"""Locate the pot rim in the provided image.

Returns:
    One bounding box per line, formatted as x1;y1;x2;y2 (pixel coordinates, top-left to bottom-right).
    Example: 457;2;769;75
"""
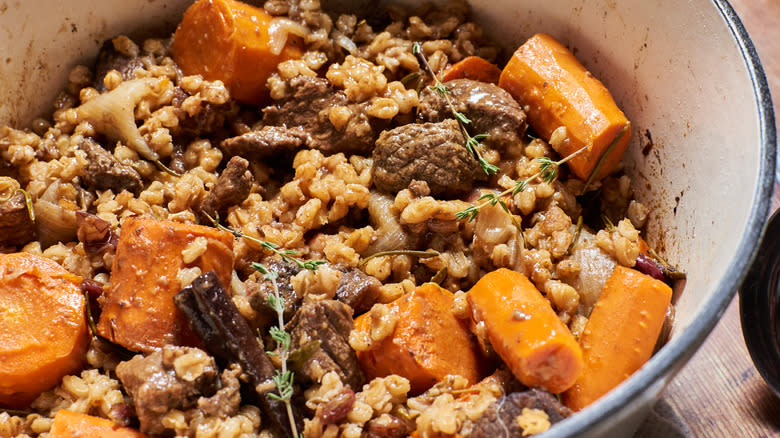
544;0;776;435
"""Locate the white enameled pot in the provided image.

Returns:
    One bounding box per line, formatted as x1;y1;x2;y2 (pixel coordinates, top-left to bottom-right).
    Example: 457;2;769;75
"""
0;0;774;436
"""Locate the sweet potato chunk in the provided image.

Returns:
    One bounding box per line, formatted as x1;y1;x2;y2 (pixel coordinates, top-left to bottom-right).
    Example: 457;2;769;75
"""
0;253;88;408
354;283;487;394
97;216;233;353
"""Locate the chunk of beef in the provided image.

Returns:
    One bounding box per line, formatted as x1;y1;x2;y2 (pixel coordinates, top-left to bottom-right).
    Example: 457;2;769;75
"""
196;365;243;418
335;266;381;315
171;86;235;139
219;125;309;160
115;346;219;436
262;76;387;155
372;119;483;197
79;138;143;194
287;300;365;390
418;79;527;151
470;389;572;438
248;260;303;325
93;39;145;93
0;181;35;246
199;156;254;222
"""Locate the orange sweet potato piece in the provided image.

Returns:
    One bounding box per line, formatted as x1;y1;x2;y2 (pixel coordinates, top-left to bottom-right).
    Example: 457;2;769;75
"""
173;0;303;105
563;266;672;411
97;216;234;353
50;410;149;438
354;283;486;394
467;268;583;394
442;56;502;84
499;33;631;181
0;253;88;408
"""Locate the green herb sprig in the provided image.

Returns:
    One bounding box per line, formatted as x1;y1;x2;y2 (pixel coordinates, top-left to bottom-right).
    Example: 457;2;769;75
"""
412;42;497;175
251;262;299;437
456;145;589;222
205;212;325;271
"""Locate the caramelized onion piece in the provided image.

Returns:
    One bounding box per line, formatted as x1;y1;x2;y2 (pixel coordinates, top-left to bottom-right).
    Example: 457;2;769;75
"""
34;182;77;248
364;193;409;254
75;78;162;160
268;18;310;56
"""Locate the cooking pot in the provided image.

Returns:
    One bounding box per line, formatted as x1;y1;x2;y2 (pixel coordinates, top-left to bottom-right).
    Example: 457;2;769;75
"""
0;0;774;436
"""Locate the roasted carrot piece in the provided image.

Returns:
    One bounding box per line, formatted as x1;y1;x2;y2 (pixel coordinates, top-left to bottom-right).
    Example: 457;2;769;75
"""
96;216;234;353
172;0;304;105
0;253;88;408
442;56;502;84
467;268;583;394
50;409;149;438
354;283;487;394
562;266;672;411
499;33;631;181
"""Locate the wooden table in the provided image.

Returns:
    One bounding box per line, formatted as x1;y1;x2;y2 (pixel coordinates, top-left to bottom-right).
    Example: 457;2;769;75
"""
654;1;780;436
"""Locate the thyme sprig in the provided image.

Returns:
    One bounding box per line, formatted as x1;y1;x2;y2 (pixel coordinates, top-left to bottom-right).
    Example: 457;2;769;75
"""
251;262;299;437
205;212;325;271
412;42;498;175
456;145;589;222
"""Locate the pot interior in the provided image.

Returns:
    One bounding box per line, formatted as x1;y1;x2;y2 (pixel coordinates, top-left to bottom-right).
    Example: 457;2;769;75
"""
0;0;774;435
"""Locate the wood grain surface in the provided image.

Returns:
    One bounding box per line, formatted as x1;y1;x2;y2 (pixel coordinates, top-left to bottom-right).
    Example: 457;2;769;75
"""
657;0;780;436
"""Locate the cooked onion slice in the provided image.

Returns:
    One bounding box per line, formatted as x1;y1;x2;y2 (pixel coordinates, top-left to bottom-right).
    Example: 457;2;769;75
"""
268;18;310;56
332;30;358;55
75;78;161;160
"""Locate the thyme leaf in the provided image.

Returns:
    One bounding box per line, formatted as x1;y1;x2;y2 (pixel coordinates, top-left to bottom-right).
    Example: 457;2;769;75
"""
647;248;687;280
288;340;322;371
430;266;448;285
